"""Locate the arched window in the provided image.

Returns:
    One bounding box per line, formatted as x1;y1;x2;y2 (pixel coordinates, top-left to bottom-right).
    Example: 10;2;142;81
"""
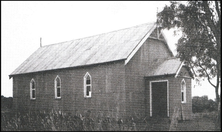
55;75;61;99
181;79;186;103
84;72;92;98
30;79;36;100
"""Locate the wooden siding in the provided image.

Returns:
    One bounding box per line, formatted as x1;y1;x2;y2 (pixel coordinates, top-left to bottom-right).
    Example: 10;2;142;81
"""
12;60;126;119
177;67;193;78
125;38;173;117
176;67;193;120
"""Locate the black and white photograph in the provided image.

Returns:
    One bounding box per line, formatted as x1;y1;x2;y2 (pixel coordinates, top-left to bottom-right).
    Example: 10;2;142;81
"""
1;1;221;131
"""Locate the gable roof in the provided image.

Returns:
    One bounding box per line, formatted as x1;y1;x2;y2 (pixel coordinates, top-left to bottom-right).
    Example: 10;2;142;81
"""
9;22;166;77
145;57;193;78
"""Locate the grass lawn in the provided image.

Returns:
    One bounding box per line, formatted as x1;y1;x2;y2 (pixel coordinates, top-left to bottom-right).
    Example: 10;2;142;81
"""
1;109;220;131
176;112;220;131
129;112;220;131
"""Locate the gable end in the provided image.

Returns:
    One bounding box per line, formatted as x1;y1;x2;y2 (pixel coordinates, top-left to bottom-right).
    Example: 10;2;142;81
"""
124;23;156;65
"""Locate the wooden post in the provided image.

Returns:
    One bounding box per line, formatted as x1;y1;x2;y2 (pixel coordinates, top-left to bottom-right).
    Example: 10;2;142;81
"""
169;106;179;131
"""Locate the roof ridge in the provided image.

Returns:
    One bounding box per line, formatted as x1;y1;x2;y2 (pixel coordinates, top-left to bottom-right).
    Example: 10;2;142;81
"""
41;22;156;48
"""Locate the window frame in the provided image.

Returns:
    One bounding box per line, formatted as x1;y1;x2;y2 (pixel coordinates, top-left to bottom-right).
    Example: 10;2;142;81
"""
55;75;61;99
181;79;186;103
84;72;92;98
30;78;36;100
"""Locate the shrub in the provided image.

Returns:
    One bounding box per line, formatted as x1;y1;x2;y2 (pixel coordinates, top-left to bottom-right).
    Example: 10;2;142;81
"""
192;96;217;113
1;95;13;110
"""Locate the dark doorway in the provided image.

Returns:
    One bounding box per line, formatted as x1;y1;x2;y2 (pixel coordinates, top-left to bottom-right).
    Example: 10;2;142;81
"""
151;81;167;117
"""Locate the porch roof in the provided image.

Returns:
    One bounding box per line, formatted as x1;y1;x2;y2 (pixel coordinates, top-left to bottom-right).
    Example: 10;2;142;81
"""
146;58;183;77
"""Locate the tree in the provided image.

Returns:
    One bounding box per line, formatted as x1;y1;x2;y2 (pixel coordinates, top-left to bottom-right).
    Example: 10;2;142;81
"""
157;1;220;129
192;96;217;113
157;1;220;104
1;95;13;110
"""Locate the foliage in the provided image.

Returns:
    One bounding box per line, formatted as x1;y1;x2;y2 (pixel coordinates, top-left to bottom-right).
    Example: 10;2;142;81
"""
1;95;13;110
192;95;218;113
157;1;221;104
1;110;146;131
1;110;84;131
2;109;220;131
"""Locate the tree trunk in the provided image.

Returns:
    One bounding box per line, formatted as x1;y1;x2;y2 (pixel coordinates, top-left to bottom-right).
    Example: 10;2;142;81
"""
215;87;219;104
216;97;221;130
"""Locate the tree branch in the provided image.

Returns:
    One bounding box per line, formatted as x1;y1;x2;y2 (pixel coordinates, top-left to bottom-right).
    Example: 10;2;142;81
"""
187;61;197;77
197;15;217;51
202;1;218;40
215;1;221;78
215;1;221;23
198;62;217;88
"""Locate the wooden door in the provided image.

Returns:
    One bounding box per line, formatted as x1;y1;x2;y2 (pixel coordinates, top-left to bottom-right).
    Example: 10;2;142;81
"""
151;81;167;117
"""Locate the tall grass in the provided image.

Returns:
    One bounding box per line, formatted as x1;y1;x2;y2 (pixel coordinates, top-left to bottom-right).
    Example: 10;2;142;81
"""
1;110;144;131
2;110;85;131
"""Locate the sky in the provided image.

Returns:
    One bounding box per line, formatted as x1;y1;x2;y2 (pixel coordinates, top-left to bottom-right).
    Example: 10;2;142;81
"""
1;1;220;100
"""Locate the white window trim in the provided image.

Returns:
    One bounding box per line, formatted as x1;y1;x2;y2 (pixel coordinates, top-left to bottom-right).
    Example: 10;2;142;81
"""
181;79;186;103
84;72;92;98
149;80;169;117
55;75;61;99
30;78;36;100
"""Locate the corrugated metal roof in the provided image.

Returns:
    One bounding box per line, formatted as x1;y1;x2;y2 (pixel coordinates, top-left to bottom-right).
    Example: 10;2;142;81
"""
146;58;183;77
10;22;156;76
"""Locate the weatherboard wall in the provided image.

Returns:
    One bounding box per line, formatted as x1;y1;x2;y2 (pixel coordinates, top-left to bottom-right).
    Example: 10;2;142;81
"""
125;37;172;117
12;60;126;119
